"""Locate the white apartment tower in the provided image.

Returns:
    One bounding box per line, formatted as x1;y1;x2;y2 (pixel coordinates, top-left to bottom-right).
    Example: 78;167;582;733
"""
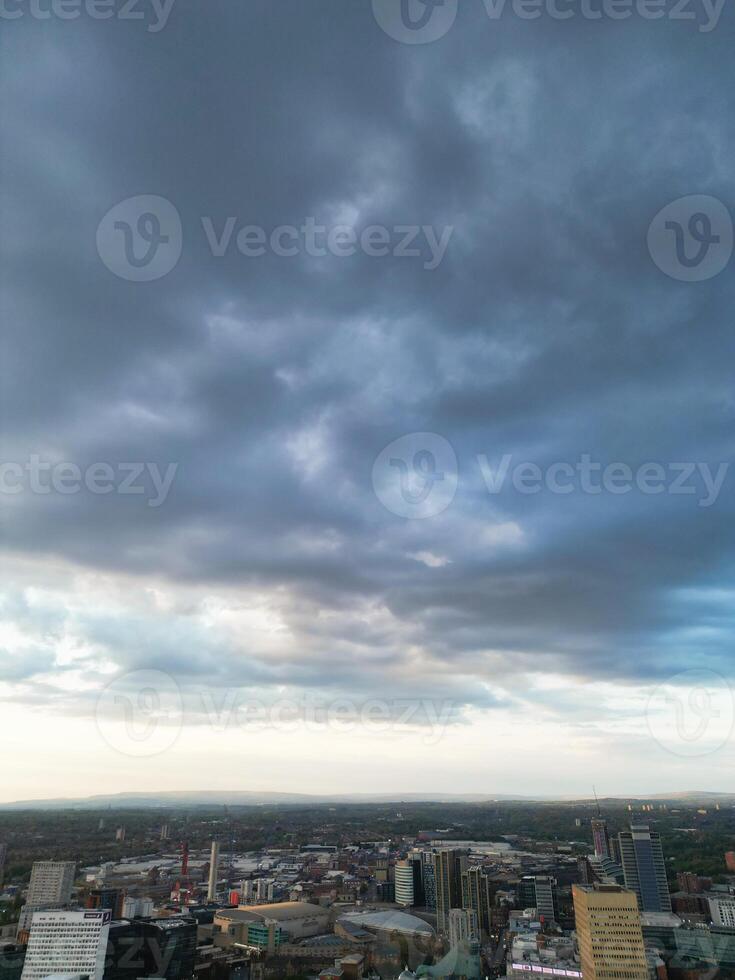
20;909;111;980
19;861;76;931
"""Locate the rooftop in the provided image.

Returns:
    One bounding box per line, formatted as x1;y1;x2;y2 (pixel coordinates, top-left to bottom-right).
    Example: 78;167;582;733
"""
217;901;326;922
339;910;434;935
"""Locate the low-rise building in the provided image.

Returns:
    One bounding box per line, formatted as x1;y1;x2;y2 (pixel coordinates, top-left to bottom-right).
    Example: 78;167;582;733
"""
214;901;330;953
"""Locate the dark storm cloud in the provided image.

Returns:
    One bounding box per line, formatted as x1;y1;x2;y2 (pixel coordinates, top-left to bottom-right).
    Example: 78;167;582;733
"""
2;0;735;714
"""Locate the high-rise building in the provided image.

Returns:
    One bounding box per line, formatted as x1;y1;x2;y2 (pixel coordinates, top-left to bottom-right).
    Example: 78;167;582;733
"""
448;908;479;950
395;861;415;907
19;861;76;931
432;849;467;934
572;883;648;980
591;819;611;859
207;841;220;902
517;876;558;920
461;866;493;935
618;824;672;913
532;876;558;921
423;861;437;912
406;851;426;906
20;909;111;980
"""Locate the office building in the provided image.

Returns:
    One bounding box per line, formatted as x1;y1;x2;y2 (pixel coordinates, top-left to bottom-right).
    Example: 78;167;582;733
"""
709;895;735;928
104;918;159;980
0;943;25;980
573;883;648;980
152;916;198;980
86;888;123;919
20;909;111;980
533;876;558;921
432;849;467;934
395;861;415;907
618;824;672;912
405;851;426;906
517;876;558;920
19;861;76;931
103;915;196;980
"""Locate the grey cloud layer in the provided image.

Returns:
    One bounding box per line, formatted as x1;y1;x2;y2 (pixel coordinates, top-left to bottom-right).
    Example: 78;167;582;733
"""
2;1;735;715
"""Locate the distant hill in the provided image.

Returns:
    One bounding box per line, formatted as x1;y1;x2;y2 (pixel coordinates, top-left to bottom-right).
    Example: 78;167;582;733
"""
1;789;733;810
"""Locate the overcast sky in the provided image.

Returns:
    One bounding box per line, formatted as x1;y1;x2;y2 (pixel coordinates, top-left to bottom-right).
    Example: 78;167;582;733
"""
2;0;735;802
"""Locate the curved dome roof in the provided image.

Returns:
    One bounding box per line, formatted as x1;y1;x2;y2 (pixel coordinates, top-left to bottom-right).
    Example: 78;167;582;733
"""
340;909;434;935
